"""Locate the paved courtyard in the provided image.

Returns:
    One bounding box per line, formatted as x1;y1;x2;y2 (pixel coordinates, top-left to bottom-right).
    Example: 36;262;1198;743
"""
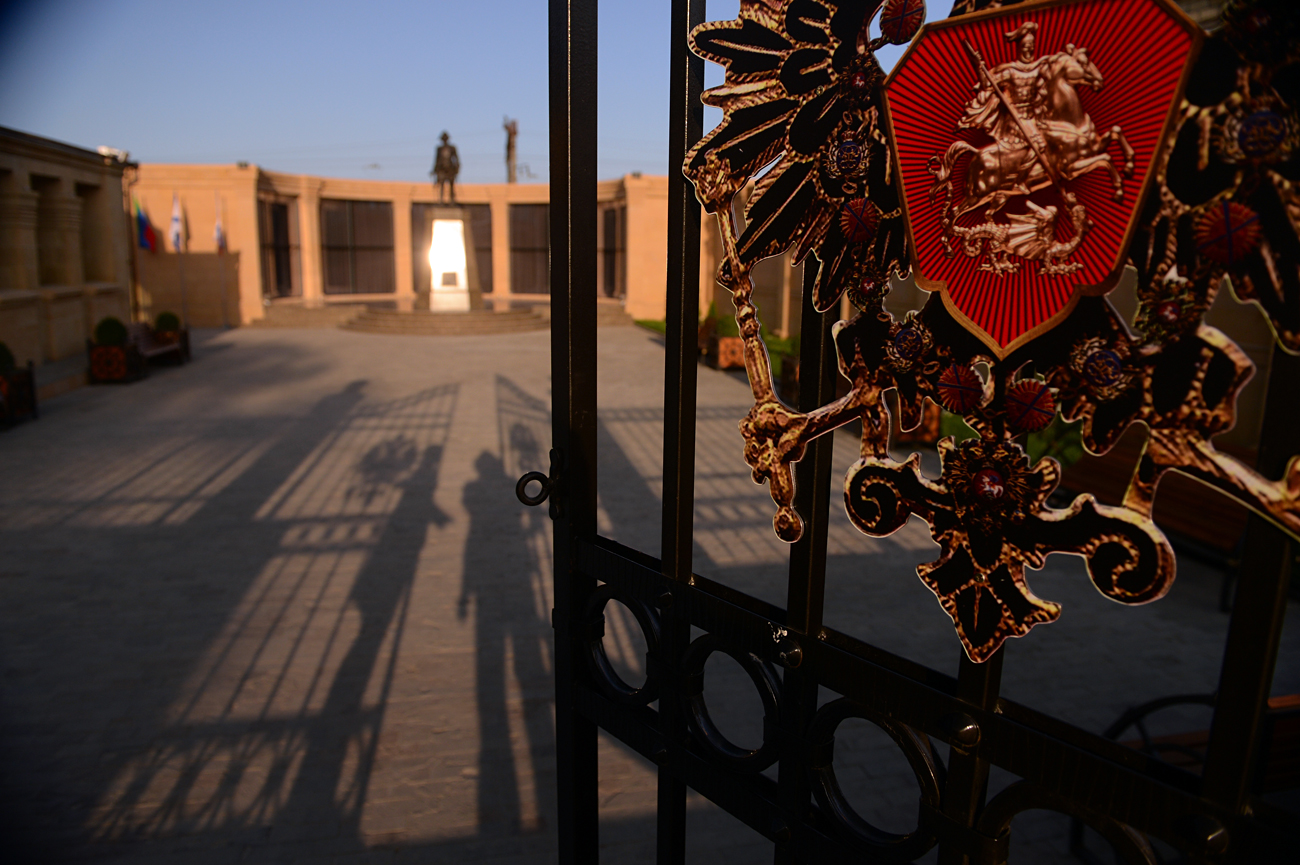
1;325;1296;864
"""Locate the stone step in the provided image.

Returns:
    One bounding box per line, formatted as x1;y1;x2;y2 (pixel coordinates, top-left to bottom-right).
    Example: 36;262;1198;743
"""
342;308;548;336
595;302;634;327
342;321;547;335
248;304;365;328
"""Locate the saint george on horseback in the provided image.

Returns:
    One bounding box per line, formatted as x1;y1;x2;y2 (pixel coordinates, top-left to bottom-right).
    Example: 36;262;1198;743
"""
927;21;1135;276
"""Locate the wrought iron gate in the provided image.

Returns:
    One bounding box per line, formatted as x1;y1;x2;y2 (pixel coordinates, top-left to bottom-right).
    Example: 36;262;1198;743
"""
526;1;1299;861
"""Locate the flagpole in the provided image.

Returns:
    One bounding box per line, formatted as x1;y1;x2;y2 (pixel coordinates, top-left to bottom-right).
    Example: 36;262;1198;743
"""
216;191;229;328
218;254;228;328
179;250;188;326
171;191;189;326
126;171;142;324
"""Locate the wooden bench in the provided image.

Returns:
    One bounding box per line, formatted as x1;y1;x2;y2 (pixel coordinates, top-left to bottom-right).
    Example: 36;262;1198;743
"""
1069;693;1300;858
127;323;189;365
1108;694;1300;790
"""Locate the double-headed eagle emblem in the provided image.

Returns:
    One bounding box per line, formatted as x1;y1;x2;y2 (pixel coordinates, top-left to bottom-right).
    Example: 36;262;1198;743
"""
928;21;1135;276
683;0;1300;664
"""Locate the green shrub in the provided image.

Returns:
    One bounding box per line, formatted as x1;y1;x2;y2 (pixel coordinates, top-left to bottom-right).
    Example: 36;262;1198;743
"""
155;311;181;332
94;317;129;347
0;341;14;374
710;302;740;338
940;410;978;443
1026;417;1085;471
696;302;803;374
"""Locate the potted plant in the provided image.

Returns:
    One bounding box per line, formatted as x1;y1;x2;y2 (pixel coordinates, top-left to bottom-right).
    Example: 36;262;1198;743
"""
0;341;38;426
152;311;191;361
154;311;181;344
88;317;146;383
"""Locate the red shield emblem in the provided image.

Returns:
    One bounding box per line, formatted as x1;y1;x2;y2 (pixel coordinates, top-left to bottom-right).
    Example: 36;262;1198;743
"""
884;0;1199;356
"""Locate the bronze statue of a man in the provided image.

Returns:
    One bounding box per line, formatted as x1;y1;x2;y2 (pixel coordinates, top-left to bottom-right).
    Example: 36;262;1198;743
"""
431;131;460;203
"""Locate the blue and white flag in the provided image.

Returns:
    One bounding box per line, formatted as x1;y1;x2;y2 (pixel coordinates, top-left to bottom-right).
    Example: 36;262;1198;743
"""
169;192;184;252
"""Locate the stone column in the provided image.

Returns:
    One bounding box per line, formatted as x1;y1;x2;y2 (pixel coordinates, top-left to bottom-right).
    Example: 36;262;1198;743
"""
490;188;510;305
0;187;40;292
36;188;83;287
392;190;415;311
298;179;323;306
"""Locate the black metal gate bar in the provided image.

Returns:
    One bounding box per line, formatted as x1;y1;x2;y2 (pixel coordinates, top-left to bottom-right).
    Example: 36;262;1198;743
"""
774;262;840;863
537;2;1300;862
575;535;1272;851
657;1;706;861
938;651;1005;865
549;0;600;860
1203;347;1298;817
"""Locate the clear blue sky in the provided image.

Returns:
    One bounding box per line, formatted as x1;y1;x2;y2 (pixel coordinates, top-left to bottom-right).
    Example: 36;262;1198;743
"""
0;0;951;184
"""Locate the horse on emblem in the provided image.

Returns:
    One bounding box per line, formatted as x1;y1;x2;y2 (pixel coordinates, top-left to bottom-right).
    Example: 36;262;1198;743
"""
927;23;1136;275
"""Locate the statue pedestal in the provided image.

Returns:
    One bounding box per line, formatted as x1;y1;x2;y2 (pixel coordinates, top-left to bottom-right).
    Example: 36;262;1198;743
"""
424;206;482;312
430;285;471;311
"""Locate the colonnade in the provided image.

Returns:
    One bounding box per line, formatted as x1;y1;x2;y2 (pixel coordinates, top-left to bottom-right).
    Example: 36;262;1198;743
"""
0;131;132;368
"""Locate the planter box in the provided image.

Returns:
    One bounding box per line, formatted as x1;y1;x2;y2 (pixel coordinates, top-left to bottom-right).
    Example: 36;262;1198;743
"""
87;342;147;384
711;335;746;370
0;361;38;426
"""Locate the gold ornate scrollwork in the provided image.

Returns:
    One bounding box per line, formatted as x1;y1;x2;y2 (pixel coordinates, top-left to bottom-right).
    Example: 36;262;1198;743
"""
684;0;1300;663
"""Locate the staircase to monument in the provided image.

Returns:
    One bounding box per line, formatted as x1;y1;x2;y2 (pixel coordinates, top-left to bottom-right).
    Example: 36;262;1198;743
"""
594;297;635;327
248;303;367;329
247;298;629;334
341;308;549;335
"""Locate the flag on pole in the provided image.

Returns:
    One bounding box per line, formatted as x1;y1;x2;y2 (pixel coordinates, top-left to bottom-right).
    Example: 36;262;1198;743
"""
133;197;157;252
214;193;226;254
169;192;184;252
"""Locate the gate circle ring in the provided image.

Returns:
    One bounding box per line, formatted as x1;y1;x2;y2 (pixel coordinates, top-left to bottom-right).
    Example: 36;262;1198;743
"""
681;633;782;772
978;780;1167;863
807;697;942;860
582;585;661;706
515;471;551;507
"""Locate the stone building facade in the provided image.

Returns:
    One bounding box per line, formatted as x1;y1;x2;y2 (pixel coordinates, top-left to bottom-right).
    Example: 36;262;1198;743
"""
0;126;133;369
130;166;672;325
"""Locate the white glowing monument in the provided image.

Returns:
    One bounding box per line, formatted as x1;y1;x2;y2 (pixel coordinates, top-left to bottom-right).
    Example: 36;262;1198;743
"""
428;218;471;311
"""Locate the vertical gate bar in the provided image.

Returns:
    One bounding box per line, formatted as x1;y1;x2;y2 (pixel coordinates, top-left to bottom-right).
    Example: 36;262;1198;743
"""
774;258;838;864
550;0;600;861
658;1;705;861
939;649;1005;865
1202;346;1299;813
660;0;705;581
655;0;707;858
786;259;835;660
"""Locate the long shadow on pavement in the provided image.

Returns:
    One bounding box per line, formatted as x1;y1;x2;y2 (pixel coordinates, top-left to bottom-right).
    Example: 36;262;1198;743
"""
0;377;463;863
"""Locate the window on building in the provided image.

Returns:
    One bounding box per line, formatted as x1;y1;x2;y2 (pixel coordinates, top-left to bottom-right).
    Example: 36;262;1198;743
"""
467;204;492;293
321;199;395;294
413;203;491;295
30;175;62;285
76;183;112;283
509;204;549;295
258;199;301;298
598;204;625;298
